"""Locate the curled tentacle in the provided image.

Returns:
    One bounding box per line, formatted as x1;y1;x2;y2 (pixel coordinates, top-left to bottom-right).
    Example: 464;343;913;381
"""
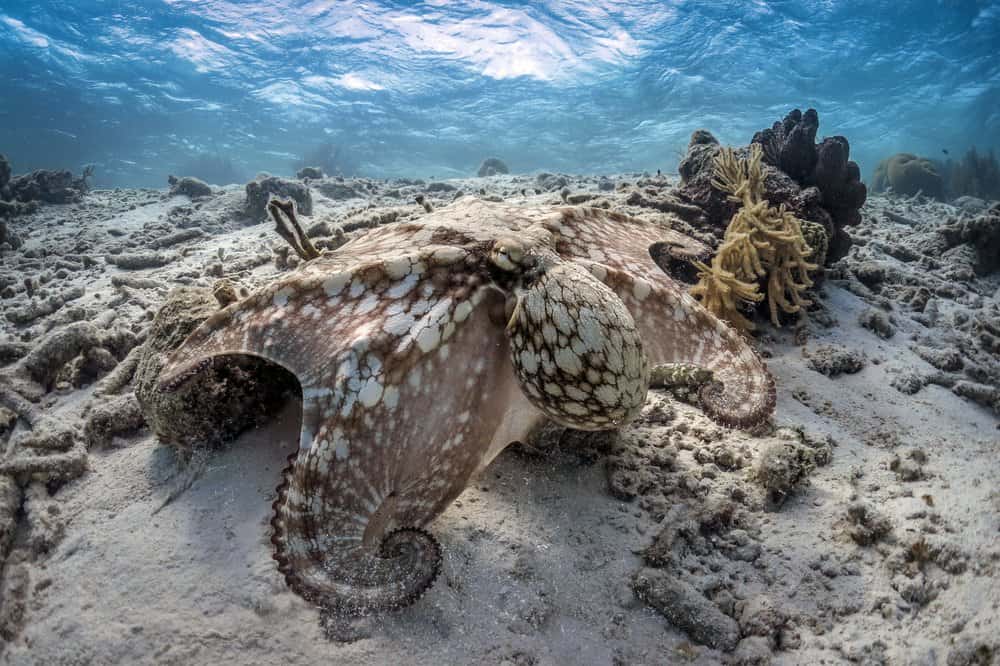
270;454;441;615
579;260;775;429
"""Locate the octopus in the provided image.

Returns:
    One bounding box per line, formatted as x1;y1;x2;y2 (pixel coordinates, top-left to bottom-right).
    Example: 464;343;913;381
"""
153;196;775;615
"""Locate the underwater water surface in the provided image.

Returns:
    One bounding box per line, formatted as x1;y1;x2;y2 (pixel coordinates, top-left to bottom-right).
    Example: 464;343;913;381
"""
0;0;998;187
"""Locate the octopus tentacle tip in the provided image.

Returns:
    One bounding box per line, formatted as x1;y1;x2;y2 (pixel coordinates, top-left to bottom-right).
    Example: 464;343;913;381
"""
270;447;441;614
269;451;297;576
147;196;778;619
377;527;443;609
698;365;777;430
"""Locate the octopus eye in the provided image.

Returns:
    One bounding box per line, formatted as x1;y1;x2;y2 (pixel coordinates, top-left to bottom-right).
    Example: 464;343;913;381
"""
490;239;525;272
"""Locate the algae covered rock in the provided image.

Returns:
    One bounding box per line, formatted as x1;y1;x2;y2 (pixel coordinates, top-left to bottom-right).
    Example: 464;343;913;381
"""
245;175;312;221
295;166;324;180
6;168;89;204
804;344;865;377
871;153;944;199
167;175;213;198
752;439;817;504
536;172;568;191
477;157;509;177
135;287;299;455
677;129;721;182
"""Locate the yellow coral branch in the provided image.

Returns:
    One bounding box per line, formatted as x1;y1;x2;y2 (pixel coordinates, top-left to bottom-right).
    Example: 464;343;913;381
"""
691;144;822;331
690;260;763;332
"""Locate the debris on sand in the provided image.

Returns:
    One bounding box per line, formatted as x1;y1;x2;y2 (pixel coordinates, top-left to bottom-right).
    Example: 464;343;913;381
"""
83;394;145;448
844;501;893;546
751;438;818;504
633;568;741;652
105;251;175;270
803;344;866;377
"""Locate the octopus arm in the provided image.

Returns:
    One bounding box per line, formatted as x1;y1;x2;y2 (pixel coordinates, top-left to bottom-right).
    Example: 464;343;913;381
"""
153;248;525;613
543;206;711;286
158;249;473;389
273;282;521;614
578;259;776;429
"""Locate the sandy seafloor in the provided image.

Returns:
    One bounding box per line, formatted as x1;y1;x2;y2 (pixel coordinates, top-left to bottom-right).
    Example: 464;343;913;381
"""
0;173;997;665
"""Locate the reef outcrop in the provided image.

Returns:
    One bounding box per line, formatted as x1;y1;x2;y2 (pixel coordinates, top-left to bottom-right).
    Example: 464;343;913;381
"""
0;156;92;219
676;109;866;263
295;166;324;180
167;175;213;199
245;175;312;221
0;157;91;208
870;153;945;199
477;157;509;177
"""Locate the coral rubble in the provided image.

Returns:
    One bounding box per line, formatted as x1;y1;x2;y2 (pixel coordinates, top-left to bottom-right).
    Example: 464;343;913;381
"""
831;196;1000;415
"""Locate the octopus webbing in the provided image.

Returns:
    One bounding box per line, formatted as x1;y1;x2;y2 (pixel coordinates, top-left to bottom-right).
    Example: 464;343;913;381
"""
153;196;776;615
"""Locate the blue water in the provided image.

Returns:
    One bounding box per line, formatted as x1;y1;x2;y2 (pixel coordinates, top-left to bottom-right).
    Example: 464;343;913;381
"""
1;1;998;188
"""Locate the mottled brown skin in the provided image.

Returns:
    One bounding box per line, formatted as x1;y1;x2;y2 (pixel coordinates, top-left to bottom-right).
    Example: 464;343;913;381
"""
498;238;649;430
152;196;775;616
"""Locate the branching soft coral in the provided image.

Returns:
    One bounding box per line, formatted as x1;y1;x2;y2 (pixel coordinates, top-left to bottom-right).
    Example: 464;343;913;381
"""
689;260;762;332
691;145;818;331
